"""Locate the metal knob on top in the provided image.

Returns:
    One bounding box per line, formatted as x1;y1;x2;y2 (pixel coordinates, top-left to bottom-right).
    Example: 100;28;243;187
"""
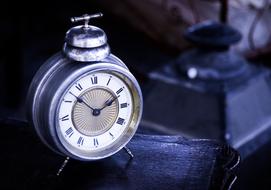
71;13;103;28
63;13;110;62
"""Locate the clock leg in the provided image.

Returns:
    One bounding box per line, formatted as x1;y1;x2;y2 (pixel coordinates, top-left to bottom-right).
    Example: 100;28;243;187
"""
123;146;134;159
56;157;70;176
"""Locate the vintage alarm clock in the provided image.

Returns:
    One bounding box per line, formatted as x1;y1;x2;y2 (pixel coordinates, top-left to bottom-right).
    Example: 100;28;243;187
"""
27;13;143;161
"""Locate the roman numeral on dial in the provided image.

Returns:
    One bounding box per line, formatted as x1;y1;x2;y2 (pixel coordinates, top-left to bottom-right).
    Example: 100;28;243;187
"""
77;137;84;146
93;138;99;147
116;117;125;125
106;76;112;86
116;87;124;95
60;115;69;121
65;127;74;137
120;103;128;108
109;132;114;139
91;76;98;84
75;83;83;91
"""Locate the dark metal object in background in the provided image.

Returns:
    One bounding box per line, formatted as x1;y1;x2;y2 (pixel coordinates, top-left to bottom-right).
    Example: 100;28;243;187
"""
143;21;271;158
184;21;241;48
0;120;239;190
220;0;228;23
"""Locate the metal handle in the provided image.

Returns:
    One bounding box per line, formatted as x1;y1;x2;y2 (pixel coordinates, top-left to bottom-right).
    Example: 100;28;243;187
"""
71;13;103;28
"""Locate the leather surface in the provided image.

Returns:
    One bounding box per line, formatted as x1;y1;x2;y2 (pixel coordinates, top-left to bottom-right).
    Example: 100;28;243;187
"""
0;120;239;190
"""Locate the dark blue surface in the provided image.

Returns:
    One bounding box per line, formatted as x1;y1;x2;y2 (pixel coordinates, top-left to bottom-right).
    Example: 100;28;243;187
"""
0;119;239;190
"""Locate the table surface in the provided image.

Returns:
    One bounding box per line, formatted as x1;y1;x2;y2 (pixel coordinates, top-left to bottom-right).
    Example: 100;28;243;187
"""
0;119;239;190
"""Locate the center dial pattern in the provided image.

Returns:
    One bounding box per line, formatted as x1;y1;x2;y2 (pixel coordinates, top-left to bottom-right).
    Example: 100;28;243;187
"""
58;71;133;152
72;88;119;136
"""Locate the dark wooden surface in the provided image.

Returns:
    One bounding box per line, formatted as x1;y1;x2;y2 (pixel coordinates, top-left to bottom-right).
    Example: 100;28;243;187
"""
0;119;239;190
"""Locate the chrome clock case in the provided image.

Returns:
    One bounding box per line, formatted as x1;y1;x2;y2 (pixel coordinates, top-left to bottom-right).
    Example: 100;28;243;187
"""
27;13;143;161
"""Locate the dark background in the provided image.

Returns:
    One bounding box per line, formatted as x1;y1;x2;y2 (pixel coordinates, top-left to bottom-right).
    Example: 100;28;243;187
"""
0;1;171;117
1;1;271;189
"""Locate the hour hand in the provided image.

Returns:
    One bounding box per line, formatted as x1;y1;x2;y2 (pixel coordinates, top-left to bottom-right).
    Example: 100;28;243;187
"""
100;95;120;110
105;96;118;106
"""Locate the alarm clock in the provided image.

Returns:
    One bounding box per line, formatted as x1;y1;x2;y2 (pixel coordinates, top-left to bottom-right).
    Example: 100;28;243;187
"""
26;13;143;161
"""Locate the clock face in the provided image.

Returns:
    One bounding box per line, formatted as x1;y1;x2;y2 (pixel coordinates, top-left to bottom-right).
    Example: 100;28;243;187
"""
56;71;135;157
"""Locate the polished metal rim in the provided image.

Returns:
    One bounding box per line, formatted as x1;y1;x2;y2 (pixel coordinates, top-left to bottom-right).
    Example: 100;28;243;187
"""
27;52;141;161
50;63;143;160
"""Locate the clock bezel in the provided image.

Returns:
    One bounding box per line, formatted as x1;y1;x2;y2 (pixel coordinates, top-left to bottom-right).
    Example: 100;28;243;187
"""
49;63;143;161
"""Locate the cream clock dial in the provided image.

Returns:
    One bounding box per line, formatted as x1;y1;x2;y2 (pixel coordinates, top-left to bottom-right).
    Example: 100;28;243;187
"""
58;72;133;152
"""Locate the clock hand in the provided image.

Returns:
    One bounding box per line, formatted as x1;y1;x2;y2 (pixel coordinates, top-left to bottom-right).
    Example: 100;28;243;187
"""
100;95;120;111
69;92;96;111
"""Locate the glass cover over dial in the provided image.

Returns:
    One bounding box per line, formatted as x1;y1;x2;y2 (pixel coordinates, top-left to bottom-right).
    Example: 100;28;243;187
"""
57;71;133;153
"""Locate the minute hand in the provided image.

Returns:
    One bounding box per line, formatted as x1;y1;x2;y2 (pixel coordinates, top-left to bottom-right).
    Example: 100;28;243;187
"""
69;92;95;111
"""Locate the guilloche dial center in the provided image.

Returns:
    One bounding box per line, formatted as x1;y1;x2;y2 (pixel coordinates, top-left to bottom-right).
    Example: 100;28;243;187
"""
72;88;119;136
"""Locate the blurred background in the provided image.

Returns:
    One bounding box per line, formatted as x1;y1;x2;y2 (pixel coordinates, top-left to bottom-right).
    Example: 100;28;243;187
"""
1;0;271;189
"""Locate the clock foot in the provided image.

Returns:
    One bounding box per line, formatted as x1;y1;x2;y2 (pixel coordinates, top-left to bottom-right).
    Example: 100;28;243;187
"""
56;157;70;176
123;146;134;159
